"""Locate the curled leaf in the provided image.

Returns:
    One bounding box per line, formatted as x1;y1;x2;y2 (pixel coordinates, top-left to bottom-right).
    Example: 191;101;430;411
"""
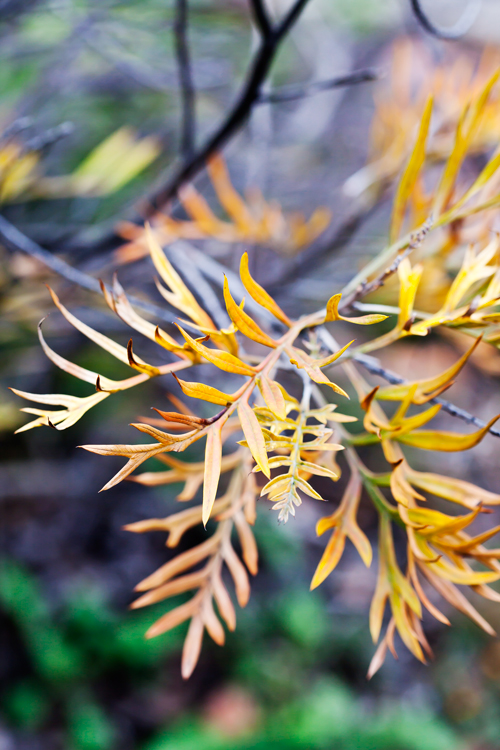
324;293;388;325
240;252;291;326
223;276;277;348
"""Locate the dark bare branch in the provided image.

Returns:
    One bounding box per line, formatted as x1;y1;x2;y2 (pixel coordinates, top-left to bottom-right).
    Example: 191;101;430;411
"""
174;0;196;160
257;68;377;104
275;0;310;39
249;0;273;37
410;0;481;40
141;0;315;216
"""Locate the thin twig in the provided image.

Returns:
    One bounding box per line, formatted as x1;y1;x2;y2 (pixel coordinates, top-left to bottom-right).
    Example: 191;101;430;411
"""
257;69;378;104
410;0;481;40
339;216;433;312
317;327;500;439
0;214;177;326
355;351;500;438
174;0;196;160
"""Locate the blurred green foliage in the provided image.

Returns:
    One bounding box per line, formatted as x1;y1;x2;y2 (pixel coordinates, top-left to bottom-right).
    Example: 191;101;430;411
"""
0;537;478;750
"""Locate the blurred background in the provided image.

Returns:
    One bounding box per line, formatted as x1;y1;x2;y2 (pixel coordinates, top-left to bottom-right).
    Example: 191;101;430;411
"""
3;0;500;748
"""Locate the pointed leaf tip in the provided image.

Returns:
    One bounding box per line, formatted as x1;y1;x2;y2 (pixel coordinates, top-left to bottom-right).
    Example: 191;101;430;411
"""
240;252;291;327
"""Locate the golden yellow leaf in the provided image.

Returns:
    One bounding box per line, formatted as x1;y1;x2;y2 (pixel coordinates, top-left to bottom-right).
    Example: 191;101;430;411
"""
376;338;481;404
70;127;160;195
447;145;500;218
390;96;433;243
240;252;291;327
312;469;371;590
146;224;214;330
398;258;423;327
419;563;496;636
127;339;161;377
396;414;500;451
12;389;108;432
434;70;500;216
172;373;235;406
108;276;187;357
406;467;500;509
36;319;145;392
48;287;133;365
176;325;256;376
181;616;205;679
212;571;236;631
324;293;388;325
82;442;172;492
201;597;225;646
131;571;207;609
136;535;221;591
223;276;277;348
145;599;198;639
287;346;349;397
234;511;258;575
179;183;227;236
222;537;250;607
208;154;254;234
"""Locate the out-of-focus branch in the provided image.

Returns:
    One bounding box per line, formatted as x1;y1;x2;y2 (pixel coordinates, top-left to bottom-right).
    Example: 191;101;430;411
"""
174;0;196;160
249;0;273;36
256;68;377;104
269;198;384;295
275;0;310;38
410;0;481;40
142;0;378;216
0;214;176;325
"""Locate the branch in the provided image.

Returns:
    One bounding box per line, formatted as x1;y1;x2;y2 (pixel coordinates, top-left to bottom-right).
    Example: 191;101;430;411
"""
142;0;315;215
354;352;500;439
339;216;433;311
174;0;196;160
256;68;377;104
410;0;481;40
316;328;500;439
275;0;310;39
0;214;177;326
249;0;272;37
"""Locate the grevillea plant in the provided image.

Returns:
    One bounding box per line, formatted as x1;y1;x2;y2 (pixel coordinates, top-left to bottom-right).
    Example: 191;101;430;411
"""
12;71;500;678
